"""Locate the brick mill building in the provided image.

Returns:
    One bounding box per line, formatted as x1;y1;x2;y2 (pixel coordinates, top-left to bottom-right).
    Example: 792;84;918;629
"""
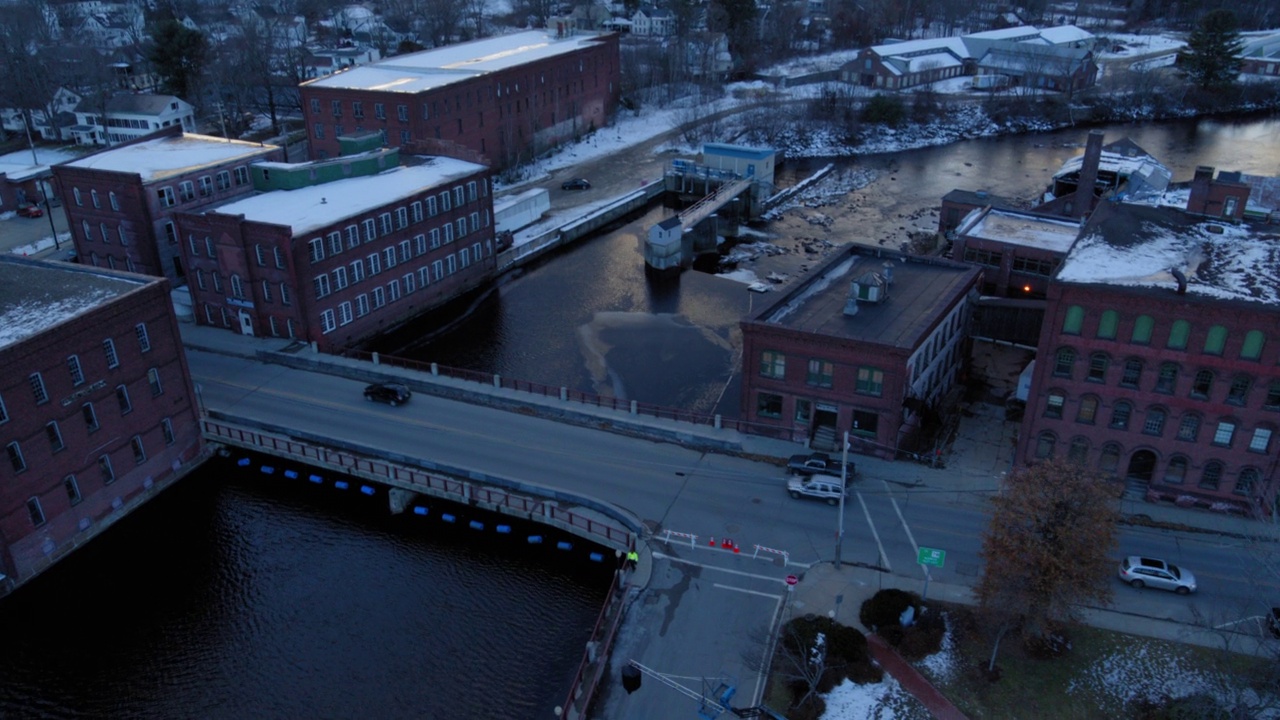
1017;201;1280;516
0;257;203;596
299;28;620;168
175;136;495;350
740;247;980;458
51;126;284;282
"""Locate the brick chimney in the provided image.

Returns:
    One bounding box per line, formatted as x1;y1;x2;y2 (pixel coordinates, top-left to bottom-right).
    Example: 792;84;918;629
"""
1071;130;1105;219
1188;166;1214;215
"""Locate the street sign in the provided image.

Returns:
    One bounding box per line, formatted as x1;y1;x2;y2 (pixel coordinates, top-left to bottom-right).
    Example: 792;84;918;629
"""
917;547;946;568
785;574;798;586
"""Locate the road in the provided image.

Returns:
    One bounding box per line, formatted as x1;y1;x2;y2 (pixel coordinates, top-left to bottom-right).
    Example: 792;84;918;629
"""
188;348;1278;716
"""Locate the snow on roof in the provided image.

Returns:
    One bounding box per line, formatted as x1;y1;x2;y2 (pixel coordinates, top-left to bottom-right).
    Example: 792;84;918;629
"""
65;134;279;183
1038;25;1093;44
967;26;1043;42
0;258;149;350
304;30;611;92
964;209;1082;253
210;157;485;236
0;147;84;181
1057;203;1280;304
871;37;969;60
903;51;964;71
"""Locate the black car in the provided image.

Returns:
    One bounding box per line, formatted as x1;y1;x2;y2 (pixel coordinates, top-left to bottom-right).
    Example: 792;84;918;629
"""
363;382;411;406
561;178;590;190
787;452;854;480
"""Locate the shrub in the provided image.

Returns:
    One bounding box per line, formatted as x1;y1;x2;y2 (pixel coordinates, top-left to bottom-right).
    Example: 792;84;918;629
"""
897;610;946;661
788;693;827;720
861;94;906;126
859;588;921;634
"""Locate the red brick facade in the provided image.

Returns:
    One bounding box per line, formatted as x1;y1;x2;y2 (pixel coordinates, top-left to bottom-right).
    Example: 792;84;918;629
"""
176;164;496;351
1018;281;1280;516
52;126;284;282
299;32;620;169
0;258;203;593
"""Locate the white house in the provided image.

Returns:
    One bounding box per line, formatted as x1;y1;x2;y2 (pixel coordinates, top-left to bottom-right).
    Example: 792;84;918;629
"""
103;94;196;144
631;6;675;36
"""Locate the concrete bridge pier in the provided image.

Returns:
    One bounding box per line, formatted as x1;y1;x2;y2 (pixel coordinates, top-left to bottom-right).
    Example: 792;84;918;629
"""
387;487;420;515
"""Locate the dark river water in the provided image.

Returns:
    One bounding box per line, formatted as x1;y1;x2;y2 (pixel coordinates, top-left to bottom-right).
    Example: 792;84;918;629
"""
2;114;1275;720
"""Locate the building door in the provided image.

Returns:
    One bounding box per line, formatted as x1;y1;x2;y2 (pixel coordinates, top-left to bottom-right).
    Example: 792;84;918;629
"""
238;310;254;337
811;403;839;451
1124;449;1157;498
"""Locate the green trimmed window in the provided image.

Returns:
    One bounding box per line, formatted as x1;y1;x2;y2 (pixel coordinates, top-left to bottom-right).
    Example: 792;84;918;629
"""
1203;325;1227;355
1097;310;1118;340
1167;320;1190;350
1131;315;1154;344
1062;305;1084;335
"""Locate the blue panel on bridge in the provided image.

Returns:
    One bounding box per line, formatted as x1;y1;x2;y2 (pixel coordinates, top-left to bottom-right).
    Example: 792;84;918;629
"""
334;480;349;490
413;506;428;515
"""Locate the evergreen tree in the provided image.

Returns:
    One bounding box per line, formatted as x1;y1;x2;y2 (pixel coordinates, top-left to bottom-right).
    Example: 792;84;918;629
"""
148;19;208;101
1179;9;1245;90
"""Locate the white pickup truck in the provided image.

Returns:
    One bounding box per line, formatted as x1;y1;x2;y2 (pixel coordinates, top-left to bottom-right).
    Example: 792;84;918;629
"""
786;474;849;505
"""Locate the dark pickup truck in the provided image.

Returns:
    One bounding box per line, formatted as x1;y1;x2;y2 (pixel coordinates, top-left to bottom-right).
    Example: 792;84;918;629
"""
787;452;854;480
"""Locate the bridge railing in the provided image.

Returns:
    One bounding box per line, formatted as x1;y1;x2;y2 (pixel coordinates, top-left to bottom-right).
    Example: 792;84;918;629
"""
340;351;792;442
203;418;633;547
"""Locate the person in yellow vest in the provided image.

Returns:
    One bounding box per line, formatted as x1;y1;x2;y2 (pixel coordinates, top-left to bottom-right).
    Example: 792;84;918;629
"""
625;549;639;571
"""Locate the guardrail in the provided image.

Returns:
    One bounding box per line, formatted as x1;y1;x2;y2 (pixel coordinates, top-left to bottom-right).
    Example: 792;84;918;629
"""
558;568;628;719
203;418;632;546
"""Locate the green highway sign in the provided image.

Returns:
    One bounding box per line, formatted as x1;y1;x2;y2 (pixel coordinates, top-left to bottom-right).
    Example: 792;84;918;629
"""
917;547;946;568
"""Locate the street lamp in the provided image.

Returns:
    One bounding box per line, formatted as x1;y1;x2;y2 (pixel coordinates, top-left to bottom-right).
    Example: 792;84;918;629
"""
834;430;849;568
21;110;60;251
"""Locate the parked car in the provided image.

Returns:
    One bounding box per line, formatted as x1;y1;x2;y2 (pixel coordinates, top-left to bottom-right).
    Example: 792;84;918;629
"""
363;382;411;406
1117;556;1196;595
561;178;590;190
786;474;848;505
787;452;854;479
17;203;44;218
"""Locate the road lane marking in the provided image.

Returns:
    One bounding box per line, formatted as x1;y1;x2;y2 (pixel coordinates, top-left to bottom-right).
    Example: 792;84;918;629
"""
713;583;782;600
856;490;890;571
652;551;791;583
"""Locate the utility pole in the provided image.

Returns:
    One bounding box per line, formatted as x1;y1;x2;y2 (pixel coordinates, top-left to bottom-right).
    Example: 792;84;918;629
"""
23;110;61;251
834;430;848;568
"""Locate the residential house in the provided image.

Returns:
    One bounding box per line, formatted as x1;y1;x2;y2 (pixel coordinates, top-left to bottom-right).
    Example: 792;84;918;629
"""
631;6;675;36
103;94;196;144
1240;31;1280;77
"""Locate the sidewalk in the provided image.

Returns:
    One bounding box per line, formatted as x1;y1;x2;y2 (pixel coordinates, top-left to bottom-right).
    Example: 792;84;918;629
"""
866;634;968;720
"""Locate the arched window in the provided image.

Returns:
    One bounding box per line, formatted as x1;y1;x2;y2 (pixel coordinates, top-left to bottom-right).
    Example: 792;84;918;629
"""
1167;320;1190;350
1120;359;1142;388
1099;443;1122;475
1241;330;1265;360
1053;348;1076;377
1164;456;1188;484
1067;437;1089;464
1035;432;1056;459
1191;369;1214;398
1087;353;1109;382
1176;413;1200;442
1227;375;1251;405
1199;461;1223;490
1076;396;1099;424
1062;305;1084;335
230;274;244;300
1131;315;1154;344
1110;401;1132;430
1096;310;1118;339
1203;324;1228;355
1142;407;1167;436
1235;468;1260;496
1155;362;1178;394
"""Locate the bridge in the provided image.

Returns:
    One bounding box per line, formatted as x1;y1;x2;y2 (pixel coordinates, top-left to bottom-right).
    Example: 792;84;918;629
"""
645;172;758;273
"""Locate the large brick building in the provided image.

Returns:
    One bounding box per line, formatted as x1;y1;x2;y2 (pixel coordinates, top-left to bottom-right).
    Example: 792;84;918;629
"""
175;138;495;350
299;28;620;168
0;257;203;596
741;247;980;458
1017;201;1280;516
51;126;284;282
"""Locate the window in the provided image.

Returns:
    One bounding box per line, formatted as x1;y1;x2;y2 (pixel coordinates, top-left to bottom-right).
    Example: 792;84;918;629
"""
350;259;365;283
399;240;411;264
320;309;336;333
328;231;343;256
1191;369;1214;398
1212;421;1236;446
1099;443;1121;475
1045;392;1065;419
1203;324;1227;355
1164;456;1188;484
280;283;291;306
83;402;99;431
1053;348;1075;377
375;102;385;119
179;181;195;202
205;236;215;256
99;454;115;484
1096;310;1118;339
309;237;325;263
136;323;151;352
0;393;7;424
854;366;882;395
1143;409;1166;436
67;354;84;386
427;196;438;216
1167;320;1190;349
1227;376;1250;405
27;498;45;527
30;372;49;404
443;223;454;244
454;187;465;207
1062;305;1084;335
339;301;353;325
807;360;835;388
1175;413;1200;441
274;247;285;268
313;274;331;299
760;351;785;379
230;274;244;300
415;234;427;256
963;247;1001;265
1155;362;1178;394
1067;437;1089;464
440;190;451;211
1250;427;1273;453
387;279;401;302
851;410;878;438
198;176;213;197
756;392;782;418
1266;382;1280;410
362;219;376;242
116;384;132;414
411;202;423;223
467;181;478;202
1120;359;1142;388
429;228;441;248
356;294;370;317
333;266;349;290
368;252;382;275
158;186;175;206
1035;432;1056;459
352;100;364;118
131;435;146;464
396;207;408;229
217;170;231;190
379;212;393;236
212;273;223;294
1199;461;1223;490
1236;468;1260;496
346;225;360;249
74;187;82;206
1086;353;1108;382
1076;396;1098;424
148;367;163;396
65;475;82;505
46;421;65;452
119;225;128;245
1241;330;1265;360
402;272;415;293
6;442;25;473
1110;401;1132;430
398;104;408;121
